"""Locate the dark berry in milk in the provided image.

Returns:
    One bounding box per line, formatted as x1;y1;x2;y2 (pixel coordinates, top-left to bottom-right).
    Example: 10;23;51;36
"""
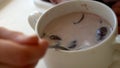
42;12;112;50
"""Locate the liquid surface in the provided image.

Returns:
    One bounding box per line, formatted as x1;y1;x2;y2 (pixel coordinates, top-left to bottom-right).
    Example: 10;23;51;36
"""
42;12;112;50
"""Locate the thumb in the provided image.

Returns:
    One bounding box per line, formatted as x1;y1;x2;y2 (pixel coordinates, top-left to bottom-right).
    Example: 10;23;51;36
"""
15;35;39;45
39;39;49;57
22;39;49;63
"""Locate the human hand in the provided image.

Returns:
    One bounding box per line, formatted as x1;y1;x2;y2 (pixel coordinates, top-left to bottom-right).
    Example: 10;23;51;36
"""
0;27;48;68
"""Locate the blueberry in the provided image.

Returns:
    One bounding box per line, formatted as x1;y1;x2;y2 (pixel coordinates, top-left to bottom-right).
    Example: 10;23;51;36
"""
68;40;77;49
96;26;108;41
49;35;62;40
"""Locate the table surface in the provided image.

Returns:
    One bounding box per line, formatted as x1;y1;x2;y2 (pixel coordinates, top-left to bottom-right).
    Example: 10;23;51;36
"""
0;0;49;68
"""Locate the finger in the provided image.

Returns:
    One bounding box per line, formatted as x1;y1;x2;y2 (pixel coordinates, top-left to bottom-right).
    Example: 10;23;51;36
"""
0;39;48;66
0;27;23;40
15;35;39;45
16;39;48;65
23;39;49;62
0;27;39;45
0;61;37;68
0;27;49;65
0;39;30;66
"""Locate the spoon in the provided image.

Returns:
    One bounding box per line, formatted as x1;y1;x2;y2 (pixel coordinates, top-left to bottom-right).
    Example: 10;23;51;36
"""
49;42;69;50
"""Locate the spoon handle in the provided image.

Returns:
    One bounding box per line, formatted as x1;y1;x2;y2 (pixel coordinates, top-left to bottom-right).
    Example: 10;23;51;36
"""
49;45;69;50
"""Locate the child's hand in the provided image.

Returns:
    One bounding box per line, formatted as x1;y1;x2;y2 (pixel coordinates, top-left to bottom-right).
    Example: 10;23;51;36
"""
0;27;48;68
